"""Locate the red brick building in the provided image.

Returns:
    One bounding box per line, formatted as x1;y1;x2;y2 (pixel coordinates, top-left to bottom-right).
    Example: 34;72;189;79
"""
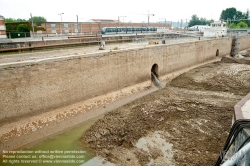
33;20;171;37
1;16;171;38
0;15;7;38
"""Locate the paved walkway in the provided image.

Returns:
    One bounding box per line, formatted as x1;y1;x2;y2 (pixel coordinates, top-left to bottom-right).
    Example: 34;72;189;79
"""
0;38;202;65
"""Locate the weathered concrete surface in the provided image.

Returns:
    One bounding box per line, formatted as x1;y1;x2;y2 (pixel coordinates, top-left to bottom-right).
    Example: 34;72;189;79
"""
0;36;250;122
239;35;250;50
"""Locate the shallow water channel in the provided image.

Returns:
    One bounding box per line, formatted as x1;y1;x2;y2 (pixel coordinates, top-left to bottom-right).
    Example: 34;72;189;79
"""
7;116;103;166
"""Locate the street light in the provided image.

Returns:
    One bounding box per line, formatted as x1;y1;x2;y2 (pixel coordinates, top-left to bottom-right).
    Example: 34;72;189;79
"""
30;13;35;38
76;15;79;35
58;13;64;36
118;16;126;27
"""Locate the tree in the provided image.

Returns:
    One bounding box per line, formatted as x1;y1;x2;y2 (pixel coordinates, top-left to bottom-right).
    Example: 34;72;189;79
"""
28;16;47;23
16;24;30;32
228;21;248;28
5;18;27;23
220;8;250;27
228;23;239;29
220;8;248;21
220;7;238;21
245;9;250;27
237;21;248;28
245;9;250;19
188;15;212;27
188;15;199;27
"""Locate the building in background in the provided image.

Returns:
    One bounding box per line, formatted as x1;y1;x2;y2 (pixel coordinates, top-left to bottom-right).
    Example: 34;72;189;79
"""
34;21;171;37
87;19;118;23
204;21;227;37
1;16;171;38
0;15;7;38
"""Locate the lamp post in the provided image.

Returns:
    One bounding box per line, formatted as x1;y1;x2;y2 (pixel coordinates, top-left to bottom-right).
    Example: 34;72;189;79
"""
58;13;64;36
30;13;35;38
118;16;126;27
76;15;79;35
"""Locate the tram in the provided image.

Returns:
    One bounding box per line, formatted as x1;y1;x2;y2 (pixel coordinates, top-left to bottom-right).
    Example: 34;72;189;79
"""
101;27;157;35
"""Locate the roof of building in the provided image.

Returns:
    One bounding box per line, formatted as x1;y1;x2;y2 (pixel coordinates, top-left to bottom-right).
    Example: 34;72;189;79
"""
88;19;119;23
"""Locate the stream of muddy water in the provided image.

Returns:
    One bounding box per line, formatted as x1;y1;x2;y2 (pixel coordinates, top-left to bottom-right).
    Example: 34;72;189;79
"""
2;116;104;166
1;83;160;166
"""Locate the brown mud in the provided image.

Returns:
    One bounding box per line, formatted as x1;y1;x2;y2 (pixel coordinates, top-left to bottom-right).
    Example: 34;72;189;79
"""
81;57;250;166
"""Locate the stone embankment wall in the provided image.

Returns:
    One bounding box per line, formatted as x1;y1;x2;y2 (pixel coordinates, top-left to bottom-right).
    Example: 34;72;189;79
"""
0;36;250;122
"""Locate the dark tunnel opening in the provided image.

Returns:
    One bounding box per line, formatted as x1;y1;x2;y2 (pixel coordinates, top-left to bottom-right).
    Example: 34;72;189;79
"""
151;63;164;88
216;49;219;57
151;64;159;80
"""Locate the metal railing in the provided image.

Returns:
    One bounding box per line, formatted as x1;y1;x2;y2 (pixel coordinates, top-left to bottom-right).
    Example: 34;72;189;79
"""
222;142;250;166
215;119;250;166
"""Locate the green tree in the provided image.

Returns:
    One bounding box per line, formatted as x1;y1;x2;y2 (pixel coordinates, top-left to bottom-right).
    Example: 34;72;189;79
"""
228;21;248;28
28;16;47;23
188;15;200;27
16;24;30;32
220;8;248;21
244;9;250;27
5;18;27;23
220;8;250;27
245;9;250;19
188;15;212;27
220;7;238;21
237;21;248;28
228;23;239;28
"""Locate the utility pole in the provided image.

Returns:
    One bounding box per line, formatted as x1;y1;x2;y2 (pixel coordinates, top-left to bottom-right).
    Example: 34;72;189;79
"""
58;13;64;36
76;15;79;35
30;13;35;38
185;19;187;33
147;11;155;27
184;19;188;33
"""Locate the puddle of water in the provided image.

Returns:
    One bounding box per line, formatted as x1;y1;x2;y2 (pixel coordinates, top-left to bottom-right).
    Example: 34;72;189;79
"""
1;116;102;166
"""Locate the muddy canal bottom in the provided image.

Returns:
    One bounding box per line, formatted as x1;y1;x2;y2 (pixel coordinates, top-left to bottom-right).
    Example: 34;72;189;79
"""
80;58;250;165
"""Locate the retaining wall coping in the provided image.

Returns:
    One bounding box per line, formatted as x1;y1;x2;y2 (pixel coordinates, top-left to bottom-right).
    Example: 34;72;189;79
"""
234;93;250;120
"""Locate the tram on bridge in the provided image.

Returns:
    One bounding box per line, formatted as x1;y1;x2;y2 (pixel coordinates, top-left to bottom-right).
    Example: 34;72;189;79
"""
101;26;157;35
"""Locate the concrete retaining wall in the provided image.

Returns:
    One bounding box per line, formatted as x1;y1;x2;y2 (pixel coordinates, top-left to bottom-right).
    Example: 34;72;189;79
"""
239;35;250;50
1;36;250;122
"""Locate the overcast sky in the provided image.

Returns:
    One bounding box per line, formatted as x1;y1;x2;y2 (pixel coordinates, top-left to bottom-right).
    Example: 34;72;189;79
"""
0;0;249;23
